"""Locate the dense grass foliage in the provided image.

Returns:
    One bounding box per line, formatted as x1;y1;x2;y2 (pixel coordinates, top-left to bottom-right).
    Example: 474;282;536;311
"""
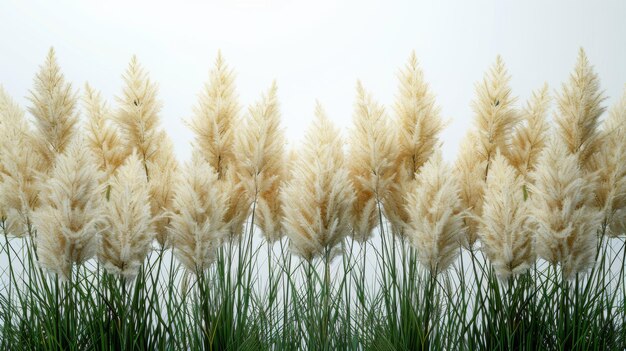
1;222;625;350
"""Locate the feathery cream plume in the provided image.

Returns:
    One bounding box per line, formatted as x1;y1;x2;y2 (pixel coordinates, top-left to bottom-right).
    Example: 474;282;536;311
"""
554;48;606;168
405;151;462;274
113;57;176;246
385;52;445;235
454;131;486;248
83;84;129;178
148;131;179;246
590;87;626;236
114;56;163;180
506;84;551;180
282;104;355;259
348;81;398;241
256;184;284;242
529;137;603;279
187;51;240;179
99;153;155;280
27;47;79;171
0;86;17;222
170;152;227;273
232;82;286;241
220;175;251;239
479;152;534;279
471;55;519;174
455;56;518;248
395;51;445;179
0;88;45;236
186;52;248;239
32;138;104;279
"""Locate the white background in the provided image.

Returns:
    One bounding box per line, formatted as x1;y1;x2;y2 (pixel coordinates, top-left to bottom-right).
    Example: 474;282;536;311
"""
1;0;625;162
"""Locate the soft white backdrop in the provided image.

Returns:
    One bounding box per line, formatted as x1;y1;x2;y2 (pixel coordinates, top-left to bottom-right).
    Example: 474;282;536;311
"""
1;0;625;162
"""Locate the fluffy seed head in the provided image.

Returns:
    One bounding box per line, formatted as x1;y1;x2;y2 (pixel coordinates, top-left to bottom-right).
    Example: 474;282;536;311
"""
27;47;79;171
148;131;179;247
0;88;45;236
220;174;251;239
554;48;606;168
115;56;163;180
348;81;398;241
395;51;445;179
506;84;551;180
590;87;626;236
83;84;129;178
282;104;355;259
99;153;155;281
471;55;519;168
187;52;240;179
405;151;463;274
529;137;603;279
170;152;227;273
479;153;534;279
233;82;286;241
385;52;445;235
456;56;518;249
32;138;104;279
454;131;486;248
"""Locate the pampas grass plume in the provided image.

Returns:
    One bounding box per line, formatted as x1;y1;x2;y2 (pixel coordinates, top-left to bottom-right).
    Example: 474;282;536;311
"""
591;87;626;236
405;151;463;274
115;56;163;180
472;55;519;170
394;51;445;178
479;152;534;279
170;152;227;273
456;56;518;248
32;138;104;278
83;83;129;178
27;47;79;171
454;131;486;248
233;82;286;241
529;137;603;279
506;84;551;180
99;153;155;280
385;52;445;235
186;53;250;239
554;48;606;168
148;131;179;247
348;81;398;241
282;103;355;260
0;88;45;236
187;51;240;179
